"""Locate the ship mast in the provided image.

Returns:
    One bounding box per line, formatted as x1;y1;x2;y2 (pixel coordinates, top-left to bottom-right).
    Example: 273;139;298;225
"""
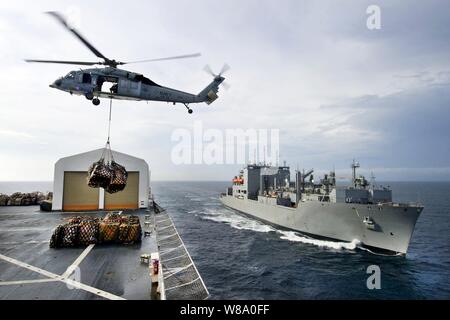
351;159;360;188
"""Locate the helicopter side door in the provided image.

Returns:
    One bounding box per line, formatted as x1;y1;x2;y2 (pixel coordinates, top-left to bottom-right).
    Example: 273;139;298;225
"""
82;73;92;84
118;78;141;97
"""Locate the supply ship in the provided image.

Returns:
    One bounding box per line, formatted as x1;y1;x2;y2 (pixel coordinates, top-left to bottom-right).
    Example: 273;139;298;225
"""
220;161;423;255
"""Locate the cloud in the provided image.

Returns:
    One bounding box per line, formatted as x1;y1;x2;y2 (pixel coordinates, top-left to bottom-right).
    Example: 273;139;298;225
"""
304;82;450;170
0;129;35;139
0;0;449;181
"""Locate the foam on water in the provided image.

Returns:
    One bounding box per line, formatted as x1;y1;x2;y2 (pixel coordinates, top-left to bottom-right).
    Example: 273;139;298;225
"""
187;197;204;202
278;231;361;250
200;208;360;251
201;208;275;233
358;246;403;256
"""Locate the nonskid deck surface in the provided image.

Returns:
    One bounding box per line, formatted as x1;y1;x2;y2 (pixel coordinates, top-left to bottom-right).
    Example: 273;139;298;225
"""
0;206;157;300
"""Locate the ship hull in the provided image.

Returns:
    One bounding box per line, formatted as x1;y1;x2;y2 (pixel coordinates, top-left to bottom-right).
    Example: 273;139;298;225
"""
220;195;422;255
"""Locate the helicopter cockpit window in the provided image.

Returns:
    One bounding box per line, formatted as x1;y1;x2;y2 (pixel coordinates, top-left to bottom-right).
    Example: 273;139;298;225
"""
66;72;76;79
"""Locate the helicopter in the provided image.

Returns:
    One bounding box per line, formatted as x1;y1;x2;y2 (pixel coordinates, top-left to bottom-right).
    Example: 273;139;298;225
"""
25;11;229;114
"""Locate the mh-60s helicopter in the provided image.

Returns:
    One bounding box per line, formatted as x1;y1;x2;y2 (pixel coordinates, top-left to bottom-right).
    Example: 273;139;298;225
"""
26;12;229;114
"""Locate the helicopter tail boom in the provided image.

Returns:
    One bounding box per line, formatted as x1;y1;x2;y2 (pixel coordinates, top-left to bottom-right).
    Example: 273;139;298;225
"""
197;76;225;105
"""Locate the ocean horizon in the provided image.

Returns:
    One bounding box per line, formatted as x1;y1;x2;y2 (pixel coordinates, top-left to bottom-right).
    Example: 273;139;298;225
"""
2;180;450;195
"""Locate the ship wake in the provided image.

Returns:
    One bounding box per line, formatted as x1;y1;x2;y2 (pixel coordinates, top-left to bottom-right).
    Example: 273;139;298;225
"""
201;208;361;251
201;208;275;233
277;231;361;251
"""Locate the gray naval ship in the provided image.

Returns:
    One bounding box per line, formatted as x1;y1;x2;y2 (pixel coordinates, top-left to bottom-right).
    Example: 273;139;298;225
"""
220;161;423;255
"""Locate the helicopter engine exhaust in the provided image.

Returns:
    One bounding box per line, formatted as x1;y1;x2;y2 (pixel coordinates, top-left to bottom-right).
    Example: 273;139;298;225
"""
206;91;219;105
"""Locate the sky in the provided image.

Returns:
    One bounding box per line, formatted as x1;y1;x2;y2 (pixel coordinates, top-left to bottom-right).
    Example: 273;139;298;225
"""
0;0;449;181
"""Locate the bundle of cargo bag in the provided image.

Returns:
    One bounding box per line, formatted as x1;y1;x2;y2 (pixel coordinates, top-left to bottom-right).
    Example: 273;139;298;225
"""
87;143;128;194
50;212;142;248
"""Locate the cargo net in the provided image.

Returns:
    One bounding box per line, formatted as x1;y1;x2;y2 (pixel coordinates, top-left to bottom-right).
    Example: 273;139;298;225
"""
154;211;209;300
49;212;142;248
87;143;128;194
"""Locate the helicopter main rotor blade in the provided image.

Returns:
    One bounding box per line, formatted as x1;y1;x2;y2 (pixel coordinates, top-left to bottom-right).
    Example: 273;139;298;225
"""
25;59;100;66
46;11;108;61
124;53;201;64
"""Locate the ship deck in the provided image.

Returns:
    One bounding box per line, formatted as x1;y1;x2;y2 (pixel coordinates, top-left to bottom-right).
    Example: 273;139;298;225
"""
0;206;157;300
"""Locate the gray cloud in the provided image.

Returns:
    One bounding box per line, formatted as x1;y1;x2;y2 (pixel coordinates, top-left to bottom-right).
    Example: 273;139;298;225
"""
312;83;450;170
0;0;449;181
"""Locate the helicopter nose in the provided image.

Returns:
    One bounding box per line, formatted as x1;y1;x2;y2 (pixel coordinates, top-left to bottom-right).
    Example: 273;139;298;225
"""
50;79;62;88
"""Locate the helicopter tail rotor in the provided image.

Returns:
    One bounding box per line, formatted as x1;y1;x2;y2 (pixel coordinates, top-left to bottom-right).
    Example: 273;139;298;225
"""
219;63;230;76
197;64;231;104
203;64;231;90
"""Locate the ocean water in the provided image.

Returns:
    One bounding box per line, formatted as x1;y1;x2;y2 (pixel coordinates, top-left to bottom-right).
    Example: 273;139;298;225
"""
1;181;449;299
151;181;450;300
0;181;53;194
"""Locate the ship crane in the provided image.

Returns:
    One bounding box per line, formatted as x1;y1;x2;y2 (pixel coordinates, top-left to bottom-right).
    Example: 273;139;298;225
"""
294;169;314;194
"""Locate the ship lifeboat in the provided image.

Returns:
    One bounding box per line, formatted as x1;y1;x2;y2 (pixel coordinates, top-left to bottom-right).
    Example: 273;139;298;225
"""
233;177;244;185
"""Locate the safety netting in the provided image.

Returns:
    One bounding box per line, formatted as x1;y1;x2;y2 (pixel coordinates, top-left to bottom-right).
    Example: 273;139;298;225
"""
154;210;209;300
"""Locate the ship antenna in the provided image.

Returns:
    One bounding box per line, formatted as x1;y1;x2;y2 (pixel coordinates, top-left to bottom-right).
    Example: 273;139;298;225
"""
263;146;266;166
370;171;376;188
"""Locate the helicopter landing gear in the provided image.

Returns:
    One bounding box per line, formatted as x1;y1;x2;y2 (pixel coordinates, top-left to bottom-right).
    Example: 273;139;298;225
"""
85;92;94;100
92;98;100;106
184;103;193;114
